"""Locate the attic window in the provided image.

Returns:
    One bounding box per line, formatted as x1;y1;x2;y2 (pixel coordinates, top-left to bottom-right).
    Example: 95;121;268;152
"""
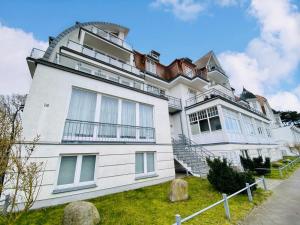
150;50;160;61
146;59;157;74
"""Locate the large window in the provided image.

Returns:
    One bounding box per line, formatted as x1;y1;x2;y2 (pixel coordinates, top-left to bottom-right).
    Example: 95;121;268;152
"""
223;108;241;134
188;106;222;135
135;152;156;177
146;59;157;74
65;88;97;137
56;155;96;188
242;115;256;136
99;95;118;137
184;66;194;78
65;88;154;141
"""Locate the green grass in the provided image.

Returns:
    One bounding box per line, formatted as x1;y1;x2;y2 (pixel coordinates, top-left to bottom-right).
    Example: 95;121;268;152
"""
265;156;300;179
5;177;271;225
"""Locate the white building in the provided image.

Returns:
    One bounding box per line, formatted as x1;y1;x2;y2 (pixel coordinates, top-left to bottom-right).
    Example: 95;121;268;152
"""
23;22;175;208
20;21;284;208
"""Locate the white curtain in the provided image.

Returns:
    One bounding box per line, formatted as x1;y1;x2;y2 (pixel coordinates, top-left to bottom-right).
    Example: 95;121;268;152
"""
121;100;136;138
135;153;144;174
147;152;155;172
80;155;96;182
65;88;96;137
139;104;154;139
99;96;118;137
57;156;77;185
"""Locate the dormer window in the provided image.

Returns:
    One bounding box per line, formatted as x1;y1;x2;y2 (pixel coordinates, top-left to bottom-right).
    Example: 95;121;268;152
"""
146;59;157;74
184;66;194;78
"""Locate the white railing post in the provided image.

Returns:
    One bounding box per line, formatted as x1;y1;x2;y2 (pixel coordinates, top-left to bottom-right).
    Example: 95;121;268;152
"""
175;214;182;225
222;194;231;220
246;183;253;202
262;176;267;190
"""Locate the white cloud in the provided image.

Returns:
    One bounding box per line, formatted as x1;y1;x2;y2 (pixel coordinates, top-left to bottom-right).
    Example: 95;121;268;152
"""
151;0;205;21
268;91;300;112
218;0;300;111
0;23;48;95
215;0;240;7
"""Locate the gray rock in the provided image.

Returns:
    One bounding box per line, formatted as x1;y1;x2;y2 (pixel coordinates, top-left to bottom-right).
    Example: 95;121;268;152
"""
169;179;188;202
62;201;100;225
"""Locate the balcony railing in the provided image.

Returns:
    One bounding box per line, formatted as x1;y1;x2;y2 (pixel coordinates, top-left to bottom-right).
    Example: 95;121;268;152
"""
166;95;182;110
207;65;228;77
67;40;140;75
87;26;133;51
29;48;180;106
30;48;45;59
62;119;155;143
185;88;268;119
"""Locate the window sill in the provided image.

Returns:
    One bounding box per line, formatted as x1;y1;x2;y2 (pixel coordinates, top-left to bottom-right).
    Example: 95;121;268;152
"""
52;183;97;194
135;173;158;180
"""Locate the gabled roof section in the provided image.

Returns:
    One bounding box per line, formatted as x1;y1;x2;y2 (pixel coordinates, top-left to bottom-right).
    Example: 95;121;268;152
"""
194;51;213;69
240;87;257;100
43;21;129;60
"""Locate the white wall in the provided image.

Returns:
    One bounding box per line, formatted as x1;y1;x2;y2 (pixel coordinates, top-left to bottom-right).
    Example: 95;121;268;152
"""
22;64;172;145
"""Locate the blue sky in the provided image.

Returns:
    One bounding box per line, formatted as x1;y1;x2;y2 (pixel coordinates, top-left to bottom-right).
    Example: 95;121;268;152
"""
0;0;300;111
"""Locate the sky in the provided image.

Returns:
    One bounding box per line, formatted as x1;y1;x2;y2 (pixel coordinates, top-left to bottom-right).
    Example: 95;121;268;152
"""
0;0;300;111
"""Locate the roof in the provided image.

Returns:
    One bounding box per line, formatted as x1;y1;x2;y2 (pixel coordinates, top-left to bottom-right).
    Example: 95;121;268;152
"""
43;21;129;60
240;87;257;100
194;51;213;69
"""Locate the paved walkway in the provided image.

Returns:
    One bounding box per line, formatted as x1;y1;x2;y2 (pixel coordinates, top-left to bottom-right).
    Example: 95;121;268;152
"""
242;168;300;225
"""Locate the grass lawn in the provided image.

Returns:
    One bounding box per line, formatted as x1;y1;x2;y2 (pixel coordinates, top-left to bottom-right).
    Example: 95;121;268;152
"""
265;156;300;179
6;177;271;225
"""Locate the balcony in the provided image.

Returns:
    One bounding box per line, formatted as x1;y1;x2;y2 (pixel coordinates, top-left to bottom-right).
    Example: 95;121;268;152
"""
66;40;140;75
166;95;182;113
87;26;132;51
62;119;155;143
185;88;268;119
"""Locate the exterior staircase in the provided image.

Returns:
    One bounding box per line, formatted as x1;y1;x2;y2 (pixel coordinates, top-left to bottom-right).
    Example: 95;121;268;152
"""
172;134;215;177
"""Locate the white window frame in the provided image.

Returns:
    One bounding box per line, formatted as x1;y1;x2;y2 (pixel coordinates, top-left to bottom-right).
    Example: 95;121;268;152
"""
135;152;157;178
146;59;157;74
54;154;97;190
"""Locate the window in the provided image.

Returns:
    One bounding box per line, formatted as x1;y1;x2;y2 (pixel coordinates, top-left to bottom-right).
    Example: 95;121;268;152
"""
139;104;154;139
146;59;156;74
65;88;97;137
99;96;118;138
188;106;222;135
121;100;136;138
57;155;96;188
257;149;262;156
224;108;241;134
135;152;156;177
184;66;193;78
242;115;256;136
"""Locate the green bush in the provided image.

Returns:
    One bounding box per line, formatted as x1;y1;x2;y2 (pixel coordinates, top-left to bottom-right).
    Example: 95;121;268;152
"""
206;157;256;194
240;155;255;171
254;156;271;175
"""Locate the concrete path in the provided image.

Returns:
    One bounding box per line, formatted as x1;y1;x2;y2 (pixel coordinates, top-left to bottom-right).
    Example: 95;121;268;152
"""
242;168;300;225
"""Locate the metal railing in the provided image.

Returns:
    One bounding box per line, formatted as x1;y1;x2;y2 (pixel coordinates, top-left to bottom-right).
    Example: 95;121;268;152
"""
0;195;10;215
256;156;300;178
185;88;268;119
166;95;182;110
30;48;45;59
173;177;267;225
66;40;140;75
62;119;155;143
87;26;132;51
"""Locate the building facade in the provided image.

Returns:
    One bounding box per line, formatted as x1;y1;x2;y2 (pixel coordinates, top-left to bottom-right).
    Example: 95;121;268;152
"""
18;21;284;208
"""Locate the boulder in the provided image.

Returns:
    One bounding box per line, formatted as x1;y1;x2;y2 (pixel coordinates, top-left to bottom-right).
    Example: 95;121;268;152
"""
62;201;100;225
169;179;188;202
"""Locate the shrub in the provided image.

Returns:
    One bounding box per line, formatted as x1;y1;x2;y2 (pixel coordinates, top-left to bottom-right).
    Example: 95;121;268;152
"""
206;157;256;194
240;155;255;171
253;156;271;175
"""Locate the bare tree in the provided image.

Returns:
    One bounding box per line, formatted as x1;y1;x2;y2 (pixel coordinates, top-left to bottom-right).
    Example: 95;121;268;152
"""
0;95;25;196
0;95;44;224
